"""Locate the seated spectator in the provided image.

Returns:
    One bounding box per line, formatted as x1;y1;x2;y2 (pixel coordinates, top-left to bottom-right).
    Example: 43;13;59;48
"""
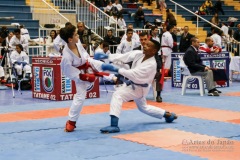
10;44;31;79
104;29;118;53
117;15;126;29
211;13;220;27
199;3;208;15
214;0;224;15
166;9;177;26
46;30;58;56
104;1;113;16
199;37;222;54
134;6;146;28
205;0;214;15
109;14;118;28
143;21;153;29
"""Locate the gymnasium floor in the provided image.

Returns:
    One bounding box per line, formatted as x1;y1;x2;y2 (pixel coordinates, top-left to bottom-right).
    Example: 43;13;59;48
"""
0;78;240;160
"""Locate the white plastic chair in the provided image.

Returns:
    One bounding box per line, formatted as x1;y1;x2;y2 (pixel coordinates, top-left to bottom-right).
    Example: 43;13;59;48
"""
179;57;205;96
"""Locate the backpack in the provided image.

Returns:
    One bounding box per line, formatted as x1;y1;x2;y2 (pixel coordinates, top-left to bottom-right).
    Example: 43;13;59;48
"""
14;80;32;90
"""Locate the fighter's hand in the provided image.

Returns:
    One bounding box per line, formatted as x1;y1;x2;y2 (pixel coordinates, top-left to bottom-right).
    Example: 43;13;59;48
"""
101;64;119;72
79;73;95;82
94;53;109;60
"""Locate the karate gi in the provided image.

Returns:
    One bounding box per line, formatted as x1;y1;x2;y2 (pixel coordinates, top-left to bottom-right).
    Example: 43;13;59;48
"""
10;50;31;75
161;31;173;69
9;35;28;52
60;42;103;122
108;50;166;118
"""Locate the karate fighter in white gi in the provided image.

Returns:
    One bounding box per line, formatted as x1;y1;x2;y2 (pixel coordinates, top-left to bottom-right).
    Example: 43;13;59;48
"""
60;25;111;132
94;39;177;133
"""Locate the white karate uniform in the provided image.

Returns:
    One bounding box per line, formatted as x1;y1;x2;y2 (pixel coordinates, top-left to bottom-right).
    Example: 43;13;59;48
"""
117;19;126;29
45;36;59;56
116;39;139;54
108;50;166;118
10;50;31;75
21;28;30;40
60;42;103;122
161;31;173;69
53;35;66;53
9;35;28;52
121;32;140;46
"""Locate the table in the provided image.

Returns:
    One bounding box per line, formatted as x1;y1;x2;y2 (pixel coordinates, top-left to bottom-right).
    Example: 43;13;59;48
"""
171;52;230;89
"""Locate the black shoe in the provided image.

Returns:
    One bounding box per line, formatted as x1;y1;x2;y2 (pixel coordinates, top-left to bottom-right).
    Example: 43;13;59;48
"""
213;88;222;93
156;96;162;102
208;90;219;96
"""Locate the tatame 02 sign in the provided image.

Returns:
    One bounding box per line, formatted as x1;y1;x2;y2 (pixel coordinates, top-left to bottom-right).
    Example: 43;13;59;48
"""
32;57;99;101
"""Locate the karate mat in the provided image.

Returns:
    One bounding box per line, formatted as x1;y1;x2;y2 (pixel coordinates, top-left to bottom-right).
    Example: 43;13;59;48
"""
0;80;240;160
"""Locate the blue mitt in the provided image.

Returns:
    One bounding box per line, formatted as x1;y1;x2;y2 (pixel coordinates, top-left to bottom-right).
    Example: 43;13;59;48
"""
94;53;109;60
101;64;119;72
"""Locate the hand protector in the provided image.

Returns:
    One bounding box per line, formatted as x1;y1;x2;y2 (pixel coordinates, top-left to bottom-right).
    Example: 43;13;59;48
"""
79;73;95;82
94;53;109;60
101;64;119;72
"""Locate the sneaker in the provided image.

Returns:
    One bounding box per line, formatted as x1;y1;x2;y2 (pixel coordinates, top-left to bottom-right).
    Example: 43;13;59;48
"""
213;88;222;93
156;96;162;102
64;120;76;132
208;91;219;96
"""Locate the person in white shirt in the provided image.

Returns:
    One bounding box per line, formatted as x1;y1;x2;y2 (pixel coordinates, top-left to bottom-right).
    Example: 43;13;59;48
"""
10;44;31;79
121;24;140;46
19;25;30;40
109;14;118;27
117;15;126;29
210;28;222;48
112;0;123;13
45;30;58;56
104;1;113;16
53;22;72;54
116;29;139;54
221;23;229;36
9;28;28;52
161;25;173;70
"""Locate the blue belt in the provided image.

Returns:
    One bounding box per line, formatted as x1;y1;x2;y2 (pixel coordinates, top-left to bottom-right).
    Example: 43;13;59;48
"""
118;75;148;90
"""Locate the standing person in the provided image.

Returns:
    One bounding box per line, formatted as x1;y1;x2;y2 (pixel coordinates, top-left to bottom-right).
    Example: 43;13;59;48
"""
179;26;195;52
116;28;139;54
60;25;109;132
161;25;173;75
150;26;163;102
94;39;177;133
134;6;145;28
19;25;30;40
45;30;58;56
121;24;140;46
233;23;240;56
214;0;224;15
10;44;31;79
9;28;28;52
183;37;221;96
77;22;101;54
166;9;177;26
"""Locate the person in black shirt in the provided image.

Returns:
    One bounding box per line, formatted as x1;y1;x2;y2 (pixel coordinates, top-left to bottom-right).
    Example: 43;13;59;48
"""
179;26;195;52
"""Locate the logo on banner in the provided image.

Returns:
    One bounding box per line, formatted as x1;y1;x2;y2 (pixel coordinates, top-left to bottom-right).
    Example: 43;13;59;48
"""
61;75;72;94
173;60;181;82
42;67;54;93
202;60;211;67
34;67;40;92
212;60;225;69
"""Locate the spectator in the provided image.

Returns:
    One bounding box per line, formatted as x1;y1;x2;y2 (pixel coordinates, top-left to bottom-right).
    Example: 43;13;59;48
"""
166;9;177;26
19;25;30;40
211;13;220;28
77;22;101;54
211;27;222;48
179;26;195;52
233;23;240;56
116;28;139;54
1;31;13;67
171;26;178;52
104;1;113;16
143;21;153;29
117;15;126;29
221;22;229;36
226;29;236;54
104;29;118;53
121;24;140;46
95;41;111;63
183;37;221;96
214;0;224;15
134;6;146;28
9;28;28;52
45;30;58;56
199;37;222;54
159;0;167;14
109;13;118;28
205;0;214;15
199;3;208;15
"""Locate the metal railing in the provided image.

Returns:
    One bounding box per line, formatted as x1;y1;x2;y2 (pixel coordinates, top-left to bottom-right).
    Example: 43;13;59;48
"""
169;0;221;35
29;0;69;27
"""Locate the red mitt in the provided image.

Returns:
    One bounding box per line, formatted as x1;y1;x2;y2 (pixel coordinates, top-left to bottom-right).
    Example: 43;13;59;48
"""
79;73;95;82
